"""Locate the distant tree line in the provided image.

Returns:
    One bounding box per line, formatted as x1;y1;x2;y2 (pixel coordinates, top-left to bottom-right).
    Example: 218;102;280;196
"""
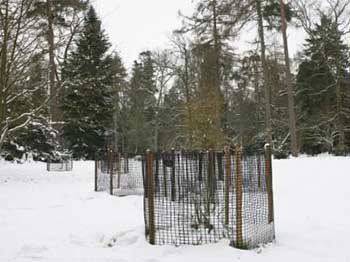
1;0;350;160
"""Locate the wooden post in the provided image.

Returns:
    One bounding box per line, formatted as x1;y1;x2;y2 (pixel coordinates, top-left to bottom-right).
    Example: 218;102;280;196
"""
171;148;176;202
146;150;156;245
224;146;231;226
94;153;98;192
217;153;224;181
162;153;168;198
265;144;274;224
155;153;159;192
207;149;214;216
257;154;261;188
109;149;113;195
234;145;244;248
117;152;121;189
208;149;215;200
198;152;203;181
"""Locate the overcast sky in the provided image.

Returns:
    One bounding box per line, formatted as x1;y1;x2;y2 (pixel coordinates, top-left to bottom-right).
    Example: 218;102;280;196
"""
94;0;307;69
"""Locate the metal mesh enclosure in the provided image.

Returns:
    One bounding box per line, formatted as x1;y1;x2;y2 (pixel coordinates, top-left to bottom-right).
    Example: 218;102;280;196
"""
143;146;275;249
47;160;73;172
95;151;144;196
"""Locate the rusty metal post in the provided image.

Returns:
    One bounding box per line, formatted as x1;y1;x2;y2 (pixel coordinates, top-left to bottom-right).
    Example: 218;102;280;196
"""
224;146;231;226
234;145;244;248
265;144;274;224
146;150;156;244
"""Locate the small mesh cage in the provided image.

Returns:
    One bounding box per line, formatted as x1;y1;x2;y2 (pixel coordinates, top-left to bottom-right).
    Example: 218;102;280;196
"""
143;146;275;249
95;150;144;196
47;160;73;172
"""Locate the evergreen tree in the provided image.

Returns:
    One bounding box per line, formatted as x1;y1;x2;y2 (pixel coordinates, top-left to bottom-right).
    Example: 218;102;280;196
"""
126;51;156;153
61;6;116;159
296;14;350;154
190;43;225;149
110;53;127;152
32;0;88;124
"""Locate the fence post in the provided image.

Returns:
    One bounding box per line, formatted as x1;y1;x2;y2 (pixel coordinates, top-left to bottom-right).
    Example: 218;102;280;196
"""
206;149;213;217
155;152;159;192
117;152;121;189
224;146;231;226
162;152;168;198
208;149;215;200
264;144;274;224
94;153;98;192
257;154;261;188
146;150;156;245
171;148;176;202
198;151;203;181
109;149;113;196
234;144;244;248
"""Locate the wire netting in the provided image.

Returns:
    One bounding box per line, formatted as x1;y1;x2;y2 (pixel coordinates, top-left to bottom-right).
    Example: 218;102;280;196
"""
47;160;73;172
143;147;275;248
95;151;144;196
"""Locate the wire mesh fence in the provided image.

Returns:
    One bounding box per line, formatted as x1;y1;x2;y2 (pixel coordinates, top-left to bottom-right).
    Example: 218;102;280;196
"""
95;150;144;196
47;160;73;172
143;145;275;249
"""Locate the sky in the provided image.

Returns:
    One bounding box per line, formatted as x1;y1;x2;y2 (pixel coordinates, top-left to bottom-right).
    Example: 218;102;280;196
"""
94;0;193;68
94;0;307;69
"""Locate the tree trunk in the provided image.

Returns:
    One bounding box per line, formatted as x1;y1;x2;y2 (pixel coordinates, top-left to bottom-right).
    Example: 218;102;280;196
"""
212;0;220;94
46;0;59;125
212;0;223;142
256;0;273;146
183;48;193;148
334;21;345;155
0;1;10;151
279;0;298;157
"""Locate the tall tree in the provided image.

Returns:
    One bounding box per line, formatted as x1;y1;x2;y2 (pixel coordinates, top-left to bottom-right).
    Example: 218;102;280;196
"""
33;0;88;125
296;14;350;154
178;0;252;146
126;51;156;153
153;49;175;151
0;0;47;152
110;52;127;152
279;0;298;156
190;43;226;149
255;0;273;146
61;6;116;159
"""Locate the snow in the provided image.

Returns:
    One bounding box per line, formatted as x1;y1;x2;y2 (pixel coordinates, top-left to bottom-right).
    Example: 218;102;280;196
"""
0;157;349;262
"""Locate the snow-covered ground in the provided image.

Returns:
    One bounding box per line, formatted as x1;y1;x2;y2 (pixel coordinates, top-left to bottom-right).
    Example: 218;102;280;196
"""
0;156;349;262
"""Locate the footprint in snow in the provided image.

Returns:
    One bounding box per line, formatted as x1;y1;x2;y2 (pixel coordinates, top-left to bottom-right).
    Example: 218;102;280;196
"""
17;244;48;260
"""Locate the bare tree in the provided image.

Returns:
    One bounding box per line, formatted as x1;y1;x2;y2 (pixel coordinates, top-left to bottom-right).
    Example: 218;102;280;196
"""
0;0;47;151
171;35;194;147
152;49;176;151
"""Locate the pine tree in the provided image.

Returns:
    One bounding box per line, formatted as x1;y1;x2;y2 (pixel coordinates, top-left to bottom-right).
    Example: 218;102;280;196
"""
33;0;88;124
190;43;225;149
110;53;127;152
61;6;116;159
296;14;350;154
126;51;156;153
